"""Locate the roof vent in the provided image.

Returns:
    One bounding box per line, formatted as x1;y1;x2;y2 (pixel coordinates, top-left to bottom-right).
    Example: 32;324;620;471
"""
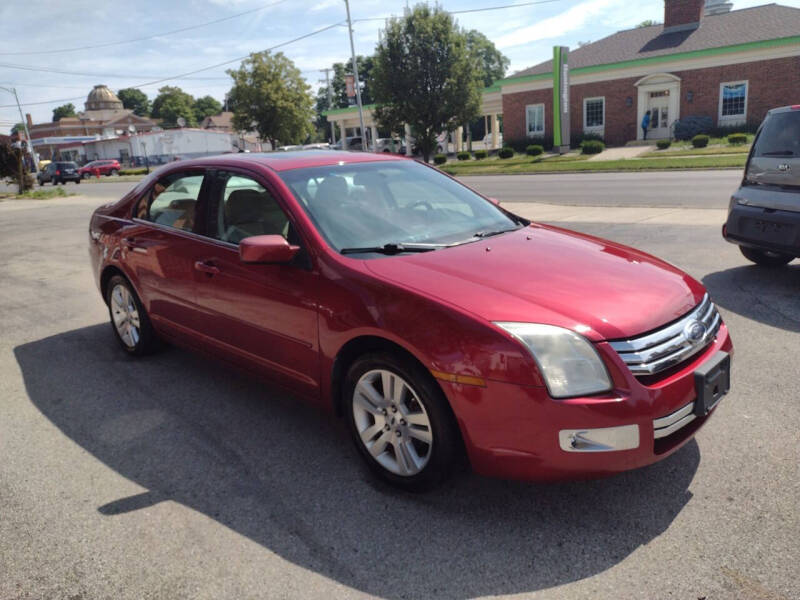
705;0;733;15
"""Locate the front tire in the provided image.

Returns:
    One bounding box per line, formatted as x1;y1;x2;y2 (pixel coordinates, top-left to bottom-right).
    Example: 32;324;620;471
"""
106;275;159;356
344;352;459;491
740;246;794;267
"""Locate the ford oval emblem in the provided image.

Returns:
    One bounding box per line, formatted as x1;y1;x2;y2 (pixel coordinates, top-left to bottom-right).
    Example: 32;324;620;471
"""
683;320;707;343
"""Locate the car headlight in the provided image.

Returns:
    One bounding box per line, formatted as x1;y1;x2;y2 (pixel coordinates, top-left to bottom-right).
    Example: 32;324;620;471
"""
495;322;612;399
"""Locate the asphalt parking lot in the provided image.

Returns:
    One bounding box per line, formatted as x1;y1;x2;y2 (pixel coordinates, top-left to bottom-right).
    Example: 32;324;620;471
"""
1;174;798;600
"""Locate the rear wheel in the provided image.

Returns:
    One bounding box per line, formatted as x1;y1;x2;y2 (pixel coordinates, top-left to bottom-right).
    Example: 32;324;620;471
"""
740;246;794;267
106;275;159;356
344;352;458;491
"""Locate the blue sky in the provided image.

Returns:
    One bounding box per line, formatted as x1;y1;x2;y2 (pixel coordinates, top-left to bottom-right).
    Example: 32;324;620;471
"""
1;0;797;132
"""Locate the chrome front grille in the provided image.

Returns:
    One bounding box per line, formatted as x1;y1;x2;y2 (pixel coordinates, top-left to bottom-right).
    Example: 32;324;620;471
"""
609;294;721;376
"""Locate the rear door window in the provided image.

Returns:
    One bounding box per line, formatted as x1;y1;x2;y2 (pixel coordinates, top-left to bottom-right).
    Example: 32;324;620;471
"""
753;112;800;158
136;172;205;233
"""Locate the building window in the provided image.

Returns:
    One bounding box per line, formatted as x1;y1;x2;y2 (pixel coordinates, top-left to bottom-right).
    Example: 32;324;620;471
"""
584;97;605;131
719;81;748;122
525;104;545;137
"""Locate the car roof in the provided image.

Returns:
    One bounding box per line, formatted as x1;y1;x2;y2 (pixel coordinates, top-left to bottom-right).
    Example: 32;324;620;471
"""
173;150;408;172
768;105;800;115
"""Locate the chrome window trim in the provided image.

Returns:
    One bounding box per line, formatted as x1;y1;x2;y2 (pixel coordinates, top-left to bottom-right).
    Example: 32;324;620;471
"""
609;294;722;376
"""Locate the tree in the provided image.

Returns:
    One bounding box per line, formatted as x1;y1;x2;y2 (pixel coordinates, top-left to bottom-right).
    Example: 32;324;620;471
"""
465;30;509;88
117;88;150;116
52;103;76;122
372;4;483;161
636;20;661;28
151;86;197;126
193;95;223;122
226;51;314;148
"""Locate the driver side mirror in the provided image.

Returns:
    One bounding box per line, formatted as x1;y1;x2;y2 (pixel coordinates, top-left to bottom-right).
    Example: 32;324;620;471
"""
239;235;300;264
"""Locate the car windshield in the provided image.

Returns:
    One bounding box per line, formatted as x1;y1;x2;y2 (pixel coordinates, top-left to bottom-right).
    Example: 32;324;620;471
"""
753;111;800;157
279;160;521;255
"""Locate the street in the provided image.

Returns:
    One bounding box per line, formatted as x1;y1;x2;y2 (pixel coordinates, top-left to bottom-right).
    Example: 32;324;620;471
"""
1;171;798;600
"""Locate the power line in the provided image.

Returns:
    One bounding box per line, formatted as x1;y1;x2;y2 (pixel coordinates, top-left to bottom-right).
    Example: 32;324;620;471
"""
0;0;294;56
353;0;565;22
0;63;231;80
0;22;346;109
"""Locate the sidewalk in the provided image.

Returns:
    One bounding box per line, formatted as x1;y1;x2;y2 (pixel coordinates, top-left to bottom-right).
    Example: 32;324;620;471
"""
588;145;654;161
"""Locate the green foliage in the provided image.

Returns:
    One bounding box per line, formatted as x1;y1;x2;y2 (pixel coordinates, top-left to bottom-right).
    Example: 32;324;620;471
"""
636;20;661;28
193;95;223;122
11;122;26;134
456;151;471;161
119;168;149;175
691;134;710;148
0;142;33;192
474;149;488;160
727;133;748;145
433;154;447;165
526;144;544;156
227;51;314;147
656;139;672;150
151;86;197;127
580;139;605;155
498;147;514;159
372;4;483;162
117;88;150;116
52;103;76;122
465;30;509;88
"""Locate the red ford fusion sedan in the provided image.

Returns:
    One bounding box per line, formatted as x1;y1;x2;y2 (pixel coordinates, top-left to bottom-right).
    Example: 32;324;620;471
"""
89;151;732;490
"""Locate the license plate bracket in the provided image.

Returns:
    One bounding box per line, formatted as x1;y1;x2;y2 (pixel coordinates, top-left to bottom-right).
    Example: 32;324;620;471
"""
693;351;730;416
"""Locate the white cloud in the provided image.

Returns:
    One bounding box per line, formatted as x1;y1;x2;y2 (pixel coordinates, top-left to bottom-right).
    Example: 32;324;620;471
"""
495;0;624;49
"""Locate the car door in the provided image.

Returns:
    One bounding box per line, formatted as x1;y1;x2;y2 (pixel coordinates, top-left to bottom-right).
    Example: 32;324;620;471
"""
124;169;212;338
190;169;320;397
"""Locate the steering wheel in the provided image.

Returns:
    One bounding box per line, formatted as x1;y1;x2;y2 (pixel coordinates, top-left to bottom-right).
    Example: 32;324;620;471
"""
407;200;433;211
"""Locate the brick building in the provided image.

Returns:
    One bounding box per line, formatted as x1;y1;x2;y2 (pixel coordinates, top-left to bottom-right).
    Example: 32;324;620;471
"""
499;1;800;146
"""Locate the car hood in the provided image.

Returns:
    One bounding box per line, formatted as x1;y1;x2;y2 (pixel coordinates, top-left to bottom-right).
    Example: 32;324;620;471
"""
364;224;705;341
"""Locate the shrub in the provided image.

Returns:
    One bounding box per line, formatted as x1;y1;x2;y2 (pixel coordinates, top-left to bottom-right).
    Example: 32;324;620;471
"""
656;139;672;150
498;147;514;159
580;139;605;155
673;116;713;140
504;136;553;152
474;149;488;160
526;144;544;156
119;168;149;175
456;151;471;161
691;134;710;148
728;133;748;145
433;154;447;165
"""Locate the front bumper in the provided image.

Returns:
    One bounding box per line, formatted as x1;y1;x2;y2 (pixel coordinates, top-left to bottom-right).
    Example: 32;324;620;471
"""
442;323;732;481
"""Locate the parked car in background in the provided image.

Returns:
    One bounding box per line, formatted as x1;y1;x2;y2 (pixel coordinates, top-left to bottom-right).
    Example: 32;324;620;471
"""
37;159;52;172
723;105;800;266
89;151;732;490
331;136;364;151
303;143;330;150
375;138;405;154
276;145;303;152
78;159;121;179
37;161;81;185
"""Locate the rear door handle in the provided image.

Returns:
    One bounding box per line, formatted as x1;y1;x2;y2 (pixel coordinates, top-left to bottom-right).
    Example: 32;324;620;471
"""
194;261;220;275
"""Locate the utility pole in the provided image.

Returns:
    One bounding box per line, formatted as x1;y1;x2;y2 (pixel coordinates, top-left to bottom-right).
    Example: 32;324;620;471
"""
319;68;336;144
1;86;37;173
344;0;366;150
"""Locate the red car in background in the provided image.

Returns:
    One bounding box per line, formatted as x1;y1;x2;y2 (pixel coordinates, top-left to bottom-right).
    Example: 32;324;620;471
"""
78;159;121;178
88;151;732;490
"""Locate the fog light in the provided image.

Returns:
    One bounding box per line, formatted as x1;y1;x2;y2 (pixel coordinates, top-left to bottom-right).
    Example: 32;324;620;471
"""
558;425;640;452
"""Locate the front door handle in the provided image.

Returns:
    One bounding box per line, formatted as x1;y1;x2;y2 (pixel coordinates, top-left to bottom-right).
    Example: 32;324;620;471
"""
122;237;147;254
194;261;220;275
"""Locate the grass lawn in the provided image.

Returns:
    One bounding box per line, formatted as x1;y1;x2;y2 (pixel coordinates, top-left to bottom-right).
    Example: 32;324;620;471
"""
442;153;746;175
0;187;74;200
641;145;751;158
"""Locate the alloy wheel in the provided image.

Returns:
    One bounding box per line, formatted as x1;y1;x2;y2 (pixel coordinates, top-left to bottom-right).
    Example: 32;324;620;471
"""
352;369;433;476
110;283;141;348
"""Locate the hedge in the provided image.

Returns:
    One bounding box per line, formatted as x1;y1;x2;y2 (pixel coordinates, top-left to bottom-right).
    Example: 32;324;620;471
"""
433;154;447;165
526;144;544;156
474;149;488;160
691;134;710;148
656;139;672;150
580;140;605;155
727;133;748;145
498;147;514;159
119;168;149;175
456;151;471;161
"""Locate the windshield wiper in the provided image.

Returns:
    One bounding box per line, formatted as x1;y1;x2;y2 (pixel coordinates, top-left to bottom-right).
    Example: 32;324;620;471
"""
473;226;523;239
761;150;795;156
340;243;441;255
